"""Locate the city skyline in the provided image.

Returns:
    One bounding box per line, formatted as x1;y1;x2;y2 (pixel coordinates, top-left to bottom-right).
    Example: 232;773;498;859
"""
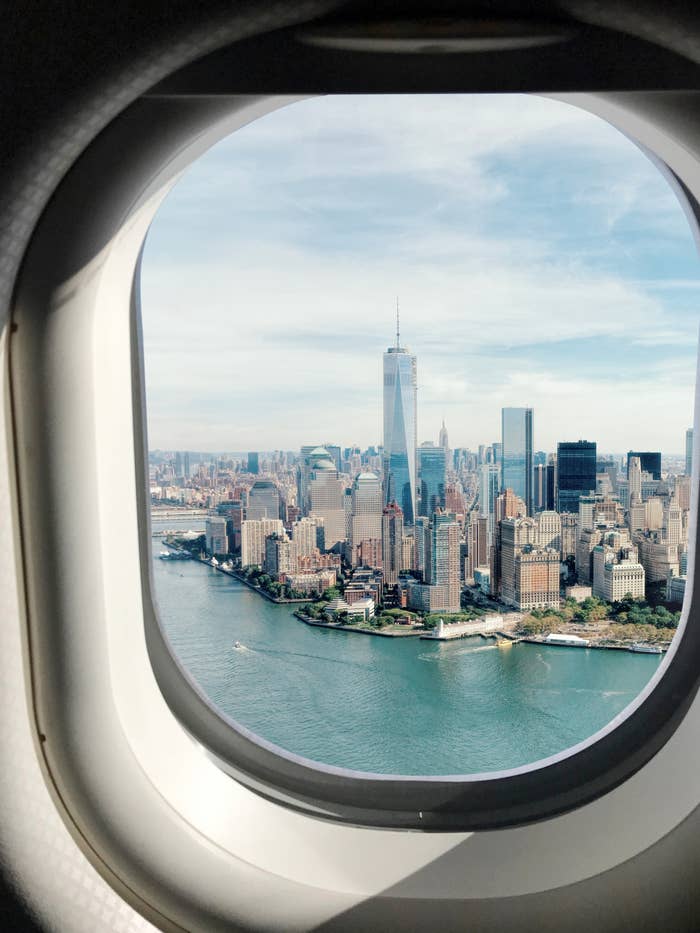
141;94;698;451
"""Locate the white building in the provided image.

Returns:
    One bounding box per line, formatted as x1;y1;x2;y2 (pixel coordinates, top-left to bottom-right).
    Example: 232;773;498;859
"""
241;518;284;568
350;472;382;564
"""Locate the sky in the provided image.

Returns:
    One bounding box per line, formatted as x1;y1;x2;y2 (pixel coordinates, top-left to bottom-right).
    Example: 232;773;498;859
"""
141;94;699;455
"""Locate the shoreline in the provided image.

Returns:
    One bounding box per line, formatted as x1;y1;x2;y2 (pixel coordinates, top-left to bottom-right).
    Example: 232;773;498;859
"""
163;544;672;652
294;611;425;637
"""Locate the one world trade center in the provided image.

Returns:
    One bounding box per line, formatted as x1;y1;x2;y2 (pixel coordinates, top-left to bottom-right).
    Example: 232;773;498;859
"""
383;314;417;525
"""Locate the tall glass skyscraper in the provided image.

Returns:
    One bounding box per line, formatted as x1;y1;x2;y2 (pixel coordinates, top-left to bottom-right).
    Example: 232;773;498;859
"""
557;440;597;513
418;444;446;517
501;407;533;515
383;331;417;525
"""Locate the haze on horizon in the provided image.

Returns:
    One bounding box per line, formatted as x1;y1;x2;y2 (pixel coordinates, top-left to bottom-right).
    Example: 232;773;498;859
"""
141;94;699;454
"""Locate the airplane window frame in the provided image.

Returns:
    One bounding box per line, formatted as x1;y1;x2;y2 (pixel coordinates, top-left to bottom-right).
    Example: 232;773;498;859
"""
5;5;700;927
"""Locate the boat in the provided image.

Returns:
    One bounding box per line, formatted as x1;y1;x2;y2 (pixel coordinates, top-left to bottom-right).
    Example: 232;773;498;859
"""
629;643;663;654
233;641;242;650
495;638;512;647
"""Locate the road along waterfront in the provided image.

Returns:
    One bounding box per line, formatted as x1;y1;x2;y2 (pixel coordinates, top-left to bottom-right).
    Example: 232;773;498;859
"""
151;519;664;776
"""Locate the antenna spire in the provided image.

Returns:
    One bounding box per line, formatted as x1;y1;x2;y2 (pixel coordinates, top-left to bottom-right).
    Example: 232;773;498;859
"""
396;296;400;349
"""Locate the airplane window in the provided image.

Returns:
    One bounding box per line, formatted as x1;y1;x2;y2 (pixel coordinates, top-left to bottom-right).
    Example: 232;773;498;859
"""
140;94;697;777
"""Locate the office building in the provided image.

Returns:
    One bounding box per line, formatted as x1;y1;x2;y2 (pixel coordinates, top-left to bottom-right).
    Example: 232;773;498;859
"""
297;446;334;515
686;428;694;476
247;452;259;475
592;535;645;602
501;407;534;515
560;512;578;560
382;501;404;585
578;494;623;532
205;516;228;555
308;456;347;550
439;419;449;453
382;323;417;525
479;463;500;536
246;480;280;520
627;451;661;482
500;516;559;611
418;444;446;517
466;514;489;584
409;511;461;612
349;472;383;564
664;498;683;546
557;440;597;514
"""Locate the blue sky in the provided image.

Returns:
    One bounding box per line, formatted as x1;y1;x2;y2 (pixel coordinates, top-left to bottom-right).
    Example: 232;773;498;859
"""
141;94;699;454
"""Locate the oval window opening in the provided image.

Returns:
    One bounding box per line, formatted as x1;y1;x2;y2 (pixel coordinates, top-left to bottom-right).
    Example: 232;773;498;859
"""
140;94;697;777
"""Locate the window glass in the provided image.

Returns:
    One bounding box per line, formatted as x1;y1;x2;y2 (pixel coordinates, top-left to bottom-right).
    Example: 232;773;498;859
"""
141;95;697;776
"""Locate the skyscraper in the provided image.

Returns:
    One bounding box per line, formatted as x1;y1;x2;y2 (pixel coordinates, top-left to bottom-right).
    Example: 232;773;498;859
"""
247;452;259;475
246;480;280;520
418;444;446;517
428;513;461;612
438;419;449;453
350;472;382;564
501;407;533;515
479;463;500;539
382;502;404;585
308;456;347;551
383;317;417;525
556;440;597;514
627;451;661;481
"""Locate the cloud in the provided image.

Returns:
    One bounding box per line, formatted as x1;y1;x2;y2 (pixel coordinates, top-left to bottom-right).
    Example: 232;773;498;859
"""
141;94;699;455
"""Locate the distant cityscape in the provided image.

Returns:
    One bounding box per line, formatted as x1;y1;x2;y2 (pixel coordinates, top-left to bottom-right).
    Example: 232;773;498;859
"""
150;324;692;626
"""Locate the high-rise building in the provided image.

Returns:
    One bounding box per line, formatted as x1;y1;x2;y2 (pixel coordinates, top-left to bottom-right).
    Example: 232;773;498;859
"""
414;516;431;578
291;517;321;557
479;463;500;540
246;480;280;520
664;498;683;546
628;456;642;504
560;512;578;560
501;407;534;515
264;533;296;579
383;322;417;525
578;494;623;532
308;456;347;551
183;451;191;478
686;428;694;476
557;440;597;514
418;444;446;517
438;419;449;453
427;513;461;611
382;502;404;585
297;446;334;515
350;472;383;564
466;514;489;584
241;518;284;567
500;516;559;610
627;451;661;481
592;532;645;601
247;452;259;475
205;517;228;555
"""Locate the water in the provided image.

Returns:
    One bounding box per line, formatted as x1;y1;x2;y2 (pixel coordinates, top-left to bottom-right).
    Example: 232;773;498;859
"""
151;521;662;775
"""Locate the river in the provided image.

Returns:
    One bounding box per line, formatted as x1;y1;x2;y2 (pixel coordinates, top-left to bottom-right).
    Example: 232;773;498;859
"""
151;520;662;775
